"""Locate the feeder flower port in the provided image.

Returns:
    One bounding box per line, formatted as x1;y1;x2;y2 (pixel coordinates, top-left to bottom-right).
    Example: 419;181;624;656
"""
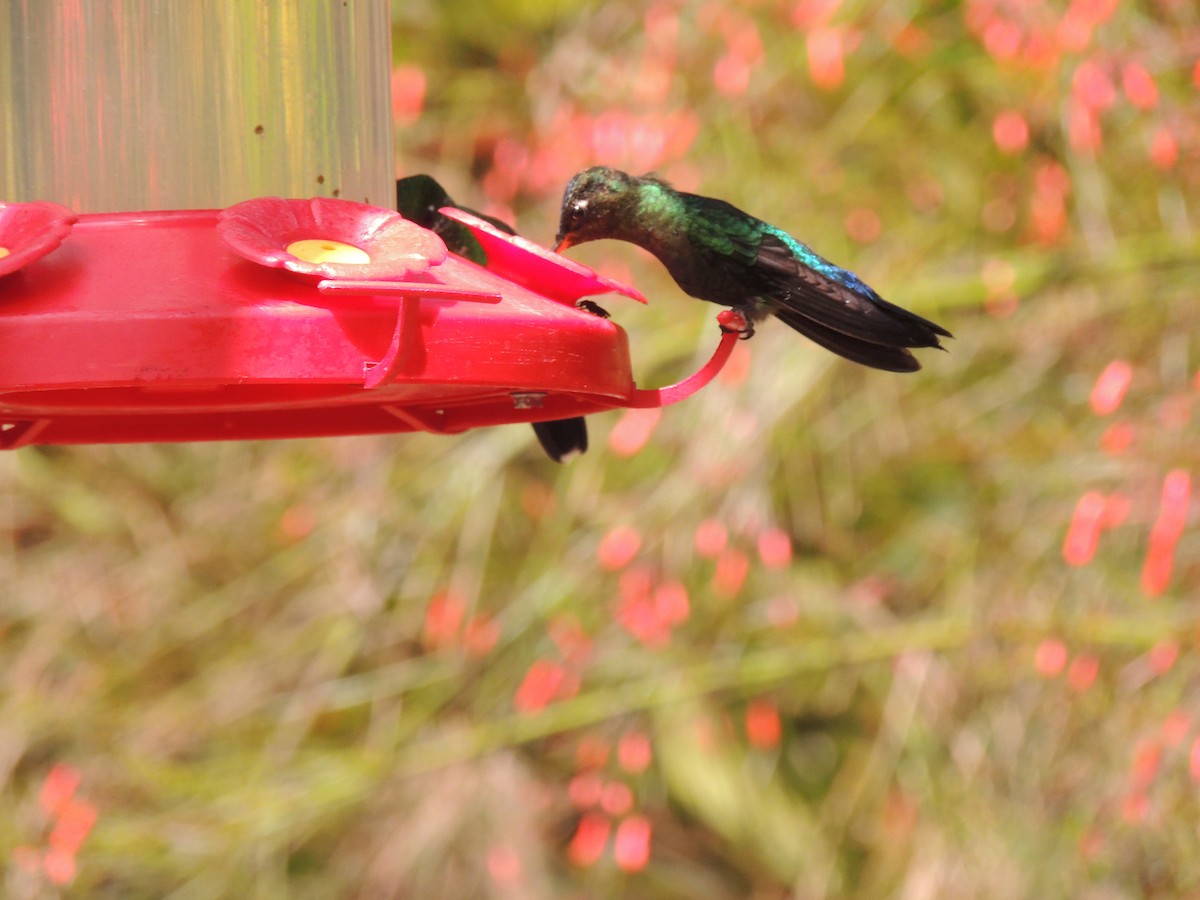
218;196;448;283
0;201;78;279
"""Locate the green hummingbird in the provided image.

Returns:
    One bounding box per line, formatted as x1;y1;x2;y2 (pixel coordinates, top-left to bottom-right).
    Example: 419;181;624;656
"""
395;174;590;462
555;167;950;372
395;174;512;265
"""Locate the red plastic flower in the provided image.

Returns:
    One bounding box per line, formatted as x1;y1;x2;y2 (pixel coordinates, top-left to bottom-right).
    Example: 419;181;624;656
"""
218;196;447;282
0;201;78;278
438;206;647;305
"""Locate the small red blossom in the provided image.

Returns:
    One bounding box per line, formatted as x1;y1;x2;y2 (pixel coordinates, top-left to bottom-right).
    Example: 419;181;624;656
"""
807;26;845;90
1100;421;1135;454
1067;103;1103;155
745;699;783;749
654;580;691;626
1072;0;1118;28
569;772;604;809
983;18;1022;61
598;524;643;571
549;614;594;666
486;844;523;888
1089;360;1133;415
1147;638;1179;676
600;781;635;817
1161;710;1190;747
42;849;77;886
613;815;653;872
514;659;567;714
277;504;316;542
28;765;96;888
38;765;81;818
519;482;556;520
1063;491;1105;566
49;800;98;856
422;591;466;651
713;547;750;597
463;613;501;658
1141;470;1190;597
608;407;662;458
1066;653;1100;692
1072;60;1116;111
1100;492;1131;528
1149;126;1178;171
617;589;672;647
1029;158;1071;244
694;518;729;558
844;207;882;243
1055;14;1092;53
617;731;653;774
391;63;426;125
757;527;793;570
792;0;842;29
1129;738;1163;789
1035;638;1068;677
568;812;611;867
1121;62;1158;109
993;110;1030;154
1121;791;1150;824
714;52;753;98
576;734;611;770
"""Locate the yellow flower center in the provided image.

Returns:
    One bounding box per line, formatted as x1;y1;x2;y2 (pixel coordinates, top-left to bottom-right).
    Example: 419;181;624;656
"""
285;239;369;265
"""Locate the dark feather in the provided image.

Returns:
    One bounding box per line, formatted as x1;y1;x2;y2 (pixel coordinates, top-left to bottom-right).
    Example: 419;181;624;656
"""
532;417;589;463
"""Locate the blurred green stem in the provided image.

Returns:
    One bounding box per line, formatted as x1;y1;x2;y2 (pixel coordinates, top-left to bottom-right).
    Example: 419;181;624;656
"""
390;608;1193;776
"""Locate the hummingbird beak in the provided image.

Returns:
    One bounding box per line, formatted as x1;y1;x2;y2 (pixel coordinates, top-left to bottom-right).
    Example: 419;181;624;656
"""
554;234;574;253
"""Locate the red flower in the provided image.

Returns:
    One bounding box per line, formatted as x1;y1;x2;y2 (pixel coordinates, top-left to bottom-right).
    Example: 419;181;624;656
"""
0;201;77;279
745;699;783;749
613;815;653;872
218;196;447;283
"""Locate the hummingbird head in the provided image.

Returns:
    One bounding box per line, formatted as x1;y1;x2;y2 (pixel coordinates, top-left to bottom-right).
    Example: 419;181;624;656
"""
554;166;640;251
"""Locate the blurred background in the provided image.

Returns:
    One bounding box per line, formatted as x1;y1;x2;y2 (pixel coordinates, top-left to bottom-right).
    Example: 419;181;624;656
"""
4;0;1200;896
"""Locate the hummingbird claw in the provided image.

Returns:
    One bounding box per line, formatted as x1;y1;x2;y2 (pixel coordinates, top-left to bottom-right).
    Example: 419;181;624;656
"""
717;309;754;339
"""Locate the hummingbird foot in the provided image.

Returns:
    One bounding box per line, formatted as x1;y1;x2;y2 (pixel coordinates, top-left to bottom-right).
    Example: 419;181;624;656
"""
717;308;754;339
576;299;611;319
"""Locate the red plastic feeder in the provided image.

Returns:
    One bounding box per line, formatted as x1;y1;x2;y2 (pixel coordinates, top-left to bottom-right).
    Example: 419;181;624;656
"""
0;197;738;449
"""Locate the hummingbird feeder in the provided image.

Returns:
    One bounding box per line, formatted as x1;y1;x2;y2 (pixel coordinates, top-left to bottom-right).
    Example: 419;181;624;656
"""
0;3;736;451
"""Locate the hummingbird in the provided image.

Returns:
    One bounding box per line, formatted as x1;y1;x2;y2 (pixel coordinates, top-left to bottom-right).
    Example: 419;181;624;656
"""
395;174;590;462
395;173;510;266
555;167;950;372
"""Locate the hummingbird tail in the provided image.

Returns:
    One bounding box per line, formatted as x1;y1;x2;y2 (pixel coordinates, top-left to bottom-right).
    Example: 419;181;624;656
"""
531;417;589;462
770;307;927;372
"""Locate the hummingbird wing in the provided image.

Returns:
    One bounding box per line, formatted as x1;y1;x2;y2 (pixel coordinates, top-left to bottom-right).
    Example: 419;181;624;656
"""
680;195;950;371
